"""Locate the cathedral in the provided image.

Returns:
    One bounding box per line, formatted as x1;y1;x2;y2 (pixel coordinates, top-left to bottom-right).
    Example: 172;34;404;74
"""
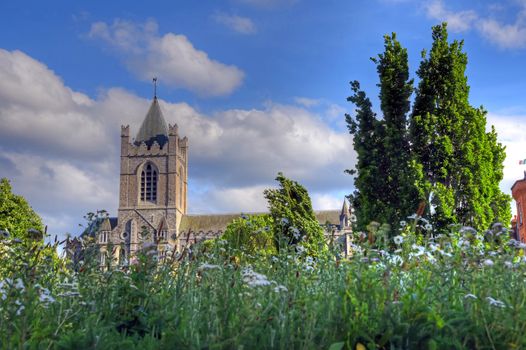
93;94;353;266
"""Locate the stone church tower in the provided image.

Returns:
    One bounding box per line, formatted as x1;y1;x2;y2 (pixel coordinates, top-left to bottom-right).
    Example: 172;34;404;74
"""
97;95;188;265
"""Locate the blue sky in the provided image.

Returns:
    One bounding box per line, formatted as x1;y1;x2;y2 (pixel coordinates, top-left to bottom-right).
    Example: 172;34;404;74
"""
0;0;525;238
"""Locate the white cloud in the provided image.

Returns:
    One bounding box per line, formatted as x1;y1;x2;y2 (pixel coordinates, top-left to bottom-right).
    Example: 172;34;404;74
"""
294;97;322;107
213;13;257;34
312;193;344;211
486;112;526;215
89;19;245;96
424;0;526;49
478;18;526;49
424;0;478;32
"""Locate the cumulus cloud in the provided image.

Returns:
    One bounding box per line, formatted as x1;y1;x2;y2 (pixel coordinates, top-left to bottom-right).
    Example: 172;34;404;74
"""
424;0;526;49
88;19;245;96
424;0;478;32
213;12;257;34
0;48;355;238
486;113;526;209
478;18;526;49
294;97;322;107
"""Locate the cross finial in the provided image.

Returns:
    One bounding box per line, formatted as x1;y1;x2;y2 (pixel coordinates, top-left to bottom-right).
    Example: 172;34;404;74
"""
153;77;158;98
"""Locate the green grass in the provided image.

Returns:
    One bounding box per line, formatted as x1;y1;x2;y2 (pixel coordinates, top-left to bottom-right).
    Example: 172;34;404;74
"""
2;223;526;349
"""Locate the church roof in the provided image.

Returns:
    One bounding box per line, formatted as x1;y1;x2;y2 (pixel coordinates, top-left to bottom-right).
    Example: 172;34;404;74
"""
135;97;169;147
178;210;341;234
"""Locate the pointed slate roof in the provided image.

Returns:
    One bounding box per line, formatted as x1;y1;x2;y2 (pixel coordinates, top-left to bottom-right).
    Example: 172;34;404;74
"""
341;198;350;216
135;97;169;148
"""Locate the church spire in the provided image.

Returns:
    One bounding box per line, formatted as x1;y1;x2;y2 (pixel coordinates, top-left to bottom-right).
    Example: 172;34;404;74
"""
135;79;168;148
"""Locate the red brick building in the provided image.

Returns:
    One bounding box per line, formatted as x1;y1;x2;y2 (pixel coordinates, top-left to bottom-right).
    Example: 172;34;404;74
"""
511;172;526;242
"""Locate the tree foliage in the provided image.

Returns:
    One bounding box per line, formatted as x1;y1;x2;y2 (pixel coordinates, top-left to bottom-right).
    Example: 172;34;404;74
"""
221;214;276;256
346;34;424;233
0;178;63;280
347;24;511;234
0;178;44;240
410;23;511;230
264;172;325;255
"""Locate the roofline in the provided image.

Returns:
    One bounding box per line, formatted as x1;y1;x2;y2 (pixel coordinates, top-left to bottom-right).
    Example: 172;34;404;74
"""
511;178;526;192
183;209;341;217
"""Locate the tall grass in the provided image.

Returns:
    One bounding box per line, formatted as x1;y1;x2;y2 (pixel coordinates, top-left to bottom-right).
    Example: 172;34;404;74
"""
1;220;526;349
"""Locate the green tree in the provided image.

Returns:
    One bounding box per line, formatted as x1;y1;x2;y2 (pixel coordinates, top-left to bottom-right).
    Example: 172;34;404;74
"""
0;178;44;240
410;23;511;230
221;214;276;256
346;34;424;233
263;172;325;255
345;81;385;230
0;178;63;280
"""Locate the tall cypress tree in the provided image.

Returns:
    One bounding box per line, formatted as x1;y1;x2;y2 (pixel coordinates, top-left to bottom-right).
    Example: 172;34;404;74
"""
373;33;424;226
346;34;423;232
345;81;384;230
410;23;511;230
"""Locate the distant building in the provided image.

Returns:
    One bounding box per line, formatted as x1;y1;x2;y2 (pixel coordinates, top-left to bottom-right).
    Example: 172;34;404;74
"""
511;172;526;242
80;94;352;267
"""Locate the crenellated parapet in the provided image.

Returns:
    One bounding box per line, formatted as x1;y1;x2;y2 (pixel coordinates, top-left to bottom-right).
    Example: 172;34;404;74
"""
169;123;179;136
121;125;130;137
127;141;168;156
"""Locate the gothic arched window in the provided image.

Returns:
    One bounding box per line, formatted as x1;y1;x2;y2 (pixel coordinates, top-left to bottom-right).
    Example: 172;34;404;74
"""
141;163;157;202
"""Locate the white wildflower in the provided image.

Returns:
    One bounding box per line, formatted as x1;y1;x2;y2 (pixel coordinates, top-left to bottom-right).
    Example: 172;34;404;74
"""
424;223;433;231
439;250;452;257
457;238;470;249
198;263;221;271
400;220;407;228
290;227;300;239
460;226;477;235
242;267;272;287
14;278;24;290
280;218;289;225
482;259;494;267
428;243;439;252
274;285;288;293
304;265;314;271
389;255;403;267
486;297;506;308
411;244;426;257
504;261;513;269
295;245;306;255
464;293;477;299
518;243;526;249
393;235;404;245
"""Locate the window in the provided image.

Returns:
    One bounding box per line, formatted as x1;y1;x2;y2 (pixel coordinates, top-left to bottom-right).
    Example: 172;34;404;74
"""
141;163;157;202
99;231;108;243
158;229;168;241
100;252;106;266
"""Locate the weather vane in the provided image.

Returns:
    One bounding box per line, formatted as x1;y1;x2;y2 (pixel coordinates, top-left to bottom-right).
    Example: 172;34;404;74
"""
153;77;158;98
